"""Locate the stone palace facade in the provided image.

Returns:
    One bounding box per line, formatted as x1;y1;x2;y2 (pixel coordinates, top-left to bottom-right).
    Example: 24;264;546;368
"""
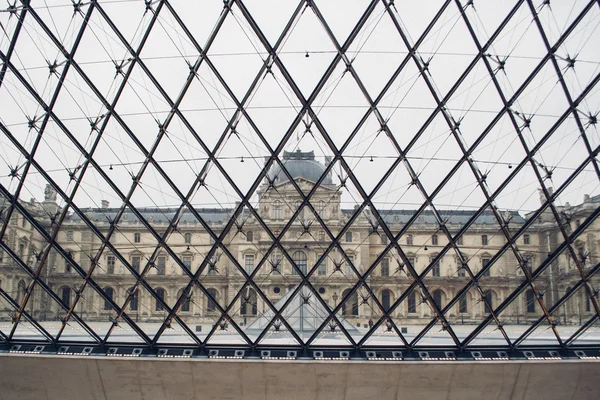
0;150;598;331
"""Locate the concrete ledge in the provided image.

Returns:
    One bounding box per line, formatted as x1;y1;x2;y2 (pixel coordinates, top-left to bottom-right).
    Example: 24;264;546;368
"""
0;354;599;400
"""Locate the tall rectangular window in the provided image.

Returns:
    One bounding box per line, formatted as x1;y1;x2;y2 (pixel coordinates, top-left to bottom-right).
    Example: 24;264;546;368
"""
381;235;388;245
317;257;327;275
65;251;72;273
408;292;417;313
134;232;141;243
61;287;71;307
431;261;440;277
345;255;354;274
182;256;192;269
245;254;254;274
481;257;491;277
272;201;282;219
107;255;115;274
246;231;253;242
523;234;530;245
381;258;389;277
431;235;438;245
407;256;416;268
481;235;488;245
66;231;74;242
156;256;166;275
103;287;114;310
524;257;533;274
459;296;468;313
457;263;466;277
345;231;353;242
406;234;413;245
131;256;141;273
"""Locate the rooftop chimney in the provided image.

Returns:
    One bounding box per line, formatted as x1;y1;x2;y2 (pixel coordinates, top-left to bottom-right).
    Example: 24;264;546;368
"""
101;200;109;209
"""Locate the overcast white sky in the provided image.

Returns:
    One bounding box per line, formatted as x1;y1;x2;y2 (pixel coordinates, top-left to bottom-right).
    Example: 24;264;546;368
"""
0;0;598;216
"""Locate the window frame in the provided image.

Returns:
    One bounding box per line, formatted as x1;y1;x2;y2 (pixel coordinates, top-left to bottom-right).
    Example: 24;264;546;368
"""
345;231;353;243
244;254;255;274
155;288;166;311
156;256;166;275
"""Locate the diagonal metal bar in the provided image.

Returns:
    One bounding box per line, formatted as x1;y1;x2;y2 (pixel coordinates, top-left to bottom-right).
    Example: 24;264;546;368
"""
0;2;106;340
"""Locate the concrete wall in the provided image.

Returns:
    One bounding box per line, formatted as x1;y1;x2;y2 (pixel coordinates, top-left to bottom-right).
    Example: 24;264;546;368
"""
0;354;599;400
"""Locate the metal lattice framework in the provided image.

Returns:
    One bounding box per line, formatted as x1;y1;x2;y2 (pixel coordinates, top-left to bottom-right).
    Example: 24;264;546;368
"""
0;0;599;357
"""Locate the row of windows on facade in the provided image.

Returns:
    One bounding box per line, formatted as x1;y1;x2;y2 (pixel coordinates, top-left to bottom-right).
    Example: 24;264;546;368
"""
6;278;595;319
57;286;258;315
63;230;532;246
53;284;573;318
60;251;534;277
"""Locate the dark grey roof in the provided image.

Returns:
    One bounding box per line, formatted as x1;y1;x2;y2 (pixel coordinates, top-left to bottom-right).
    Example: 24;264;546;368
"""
67;207;524;225
267;150;333;185
67;208;233;224
343;209;525;225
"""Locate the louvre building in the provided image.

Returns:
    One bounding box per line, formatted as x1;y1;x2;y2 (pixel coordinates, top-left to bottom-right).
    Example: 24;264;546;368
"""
1;150;598;345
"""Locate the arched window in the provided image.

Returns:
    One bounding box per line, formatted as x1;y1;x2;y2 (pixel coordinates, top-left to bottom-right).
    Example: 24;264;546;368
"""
129;287;138;311
432;289;444;309
407;291;417;313
103;287;114;310
184;233;191;244
155;288;166;311
241;287;257;316
179;288;191;312
61;287;71;307
207;288;218;312
526;290;535;313
17;280;26;303
381;289;392;312
292;251;307;275
341;289;358;317
459;294;468;313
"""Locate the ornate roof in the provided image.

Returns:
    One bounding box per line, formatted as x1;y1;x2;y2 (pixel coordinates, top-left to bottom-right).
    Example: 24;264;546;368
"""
267;150;333;185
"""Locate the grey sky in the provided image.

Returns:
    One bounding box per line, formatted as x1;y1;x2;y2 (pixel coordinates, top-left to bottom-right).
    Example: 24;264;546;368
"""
0;0;598;217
